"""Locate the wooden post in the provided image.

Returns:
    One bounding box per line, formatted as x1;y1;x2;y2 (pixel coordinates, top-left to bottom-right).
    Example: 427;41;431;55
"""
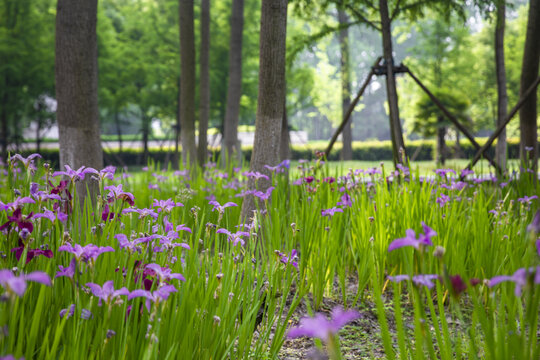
464;76;540;174
325;57;381;157
405;66;502;174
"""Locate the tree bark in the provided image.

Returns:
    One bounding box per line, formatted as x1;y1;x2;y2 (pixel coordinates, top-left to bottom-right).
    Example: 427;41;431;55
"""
240;0;287;221
198;0;210;167
519;0;540;173
436;119;446;166
338;9;352;161
379;0;406;166
55;0;103;201
141;112;150;165
114;108;123;153
280;99;290;161
179;0;197;166
1;88;9;158
495;1;507;172
223;0;244;164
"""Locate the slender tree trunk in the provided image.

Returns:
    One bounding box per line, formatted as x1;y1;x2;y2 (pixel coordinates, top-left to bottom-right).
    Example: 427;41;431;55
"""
436;119;446;166
495;2;507;172
36;112;42;154
114;108;123;153
55;0;103;201
240;0;287;221
379;0;405;166
338;9;352;161
519;0;540;173
142;113;149;165
179;0;197;166
1;90;8;158
198;0;210;167
280;98;290;161
174;75;181;169
223;0;244;164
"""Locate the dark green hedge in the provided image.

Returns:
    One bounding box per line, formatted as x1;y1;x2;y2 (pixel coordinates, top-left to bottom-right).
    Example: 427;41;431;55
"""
15;138;523;167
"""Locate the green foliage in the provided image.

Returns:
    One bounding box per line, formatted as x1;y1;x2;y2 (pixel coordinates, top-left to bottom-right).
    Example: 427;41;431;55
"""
0;0;55;145
412;89;471;137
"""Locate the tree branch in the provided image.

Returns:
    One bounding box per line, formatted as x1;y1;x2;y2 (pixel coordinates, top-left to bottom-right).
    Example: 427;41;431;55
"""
345;4;381;31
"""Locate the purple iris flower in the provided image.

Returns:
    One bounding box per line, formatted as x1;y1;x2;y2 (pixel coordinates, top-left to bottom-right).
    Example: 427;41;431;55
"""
337;193;353;208
34;209;67;223
209;200;237;213
440;181;467;191
216;228;250;246
101;204;115;222
264;160;290;173
460;169;474;178
0;208;34;233
0;269;51;297
128;284;178;312
52;165;98;182
153;232;190;251
253;186;274;201
30;183;62;202
436;193;450;207
365;167;381;176
56;258;77;279
387;274;440;289
59;304;76;319
153;199;184;213
388;222;437;252
287;306;360;342
242;171;270;181
122;207;158;219
104;184;135;206
144;263;185;282
527;210;540;233
152;172;169;182
115;234;141;252
321;207;343;218
176;224;192;233
10;153;42;168
434;168;456;178
489;266;540;296
58;243;114;262
396;164;410;176
276;249;299;269
1;196;35;212
0;355;25;360
97;165;116;181
11;240;53;264
85;281;130;306
517;195;538;204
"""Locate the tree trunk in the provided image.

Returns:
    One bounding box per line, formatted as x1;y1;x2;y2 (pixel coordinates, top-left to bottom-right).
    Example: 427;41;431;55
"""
198;0;210;167
495;2;507;172
280;99;290;161
174;75;181;169
436;119;446;166
1;88;9;158
114;108;123;153
379;0;406;166
36;112;42;154
519;0;540;173
179;0;197;166
55;0;103;201
338;9;352;161
141;113;149;165
223;0;244;164
240;0;287;221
